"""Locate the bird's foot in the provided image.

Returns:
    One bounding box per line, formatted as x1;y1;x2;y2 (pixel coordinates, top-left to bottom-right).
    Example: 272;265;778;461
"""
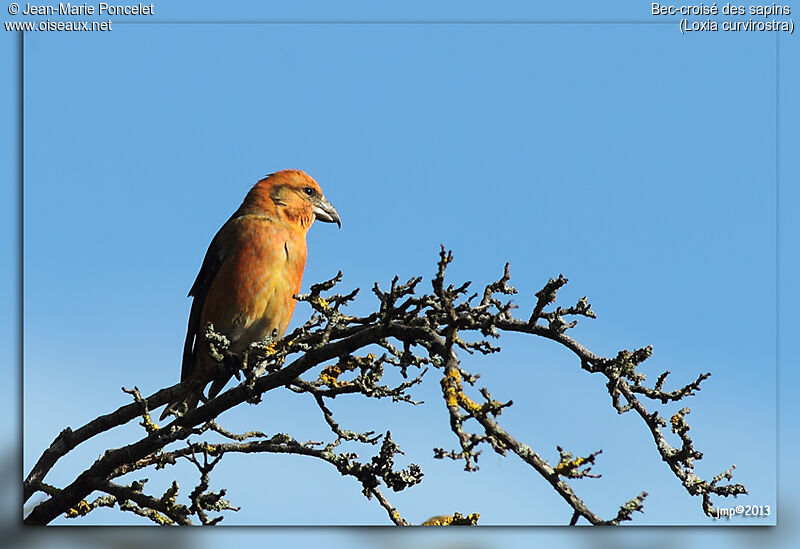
223;351;242;380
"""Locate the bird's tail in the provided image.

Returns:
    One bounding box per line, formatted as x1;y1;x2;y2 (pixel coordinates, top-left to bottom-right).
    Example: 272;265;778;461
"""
159;388;202;421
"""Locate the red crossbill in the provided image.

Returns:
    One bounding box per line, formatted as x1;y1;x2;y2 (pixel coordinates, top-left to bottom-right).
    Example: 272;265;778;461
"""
161;169;340;419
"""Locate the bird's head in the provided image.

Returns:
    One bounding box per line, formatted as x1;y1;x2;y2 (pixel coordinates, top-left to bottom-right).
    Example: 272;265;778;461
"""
241;169;341;230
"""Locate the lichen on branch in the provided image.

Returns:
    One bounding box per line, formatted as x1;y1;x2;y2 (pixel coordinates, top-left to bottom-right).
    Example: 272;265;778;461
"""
23;247;745;526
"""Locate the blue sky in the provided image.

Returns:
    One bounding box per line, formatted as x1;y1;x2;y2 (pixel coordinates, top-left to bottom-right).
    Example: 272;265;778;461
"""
3;0;799;546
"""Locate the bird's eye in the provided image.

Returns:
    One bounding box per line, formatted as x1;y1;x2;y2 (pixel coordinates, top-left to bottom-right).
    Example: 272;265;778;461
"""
303;187;315;196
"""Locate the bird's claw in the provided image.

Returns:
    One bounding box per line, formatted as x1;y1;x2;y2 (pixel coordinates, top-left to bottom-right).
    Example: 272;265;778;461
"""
223;351;242;380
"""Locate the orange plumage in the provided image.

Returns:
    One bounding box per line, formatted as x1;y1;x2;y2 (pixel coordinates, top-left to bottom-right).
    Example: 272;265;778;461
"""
161;170;340;419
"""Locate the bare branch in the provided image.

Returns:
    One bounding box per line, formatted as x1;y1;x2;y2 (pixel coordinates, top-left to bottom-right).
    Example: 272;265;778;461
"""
25;249;745;526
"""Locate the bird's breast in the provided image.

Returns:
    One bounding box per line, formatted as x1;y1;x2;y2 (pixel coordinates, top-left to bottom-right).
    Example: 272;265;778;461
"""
201;219;308;349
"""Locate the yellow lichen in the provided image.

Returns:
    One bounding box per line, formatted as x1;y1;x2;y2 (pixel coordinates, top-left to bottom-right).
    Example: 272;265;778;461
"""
441;367;483;413
422;514;454;526
441;370;455;406
422;512;480;526
555;456;587;475
670;411;689;434
319;364;344;387
458;394;482;414
152;511;172;525
318;357;363;387
65;499;92;518
141;414;160;433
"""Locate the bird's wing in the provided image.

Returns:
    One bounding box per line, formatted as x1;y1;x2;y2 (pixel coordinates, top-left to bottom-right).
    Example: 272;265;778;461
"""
181;217;235;382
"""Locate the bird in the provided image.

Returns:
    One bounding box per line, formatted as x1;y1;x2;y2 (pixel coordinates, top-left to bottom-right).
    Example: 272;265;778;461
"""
160;169;340;420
